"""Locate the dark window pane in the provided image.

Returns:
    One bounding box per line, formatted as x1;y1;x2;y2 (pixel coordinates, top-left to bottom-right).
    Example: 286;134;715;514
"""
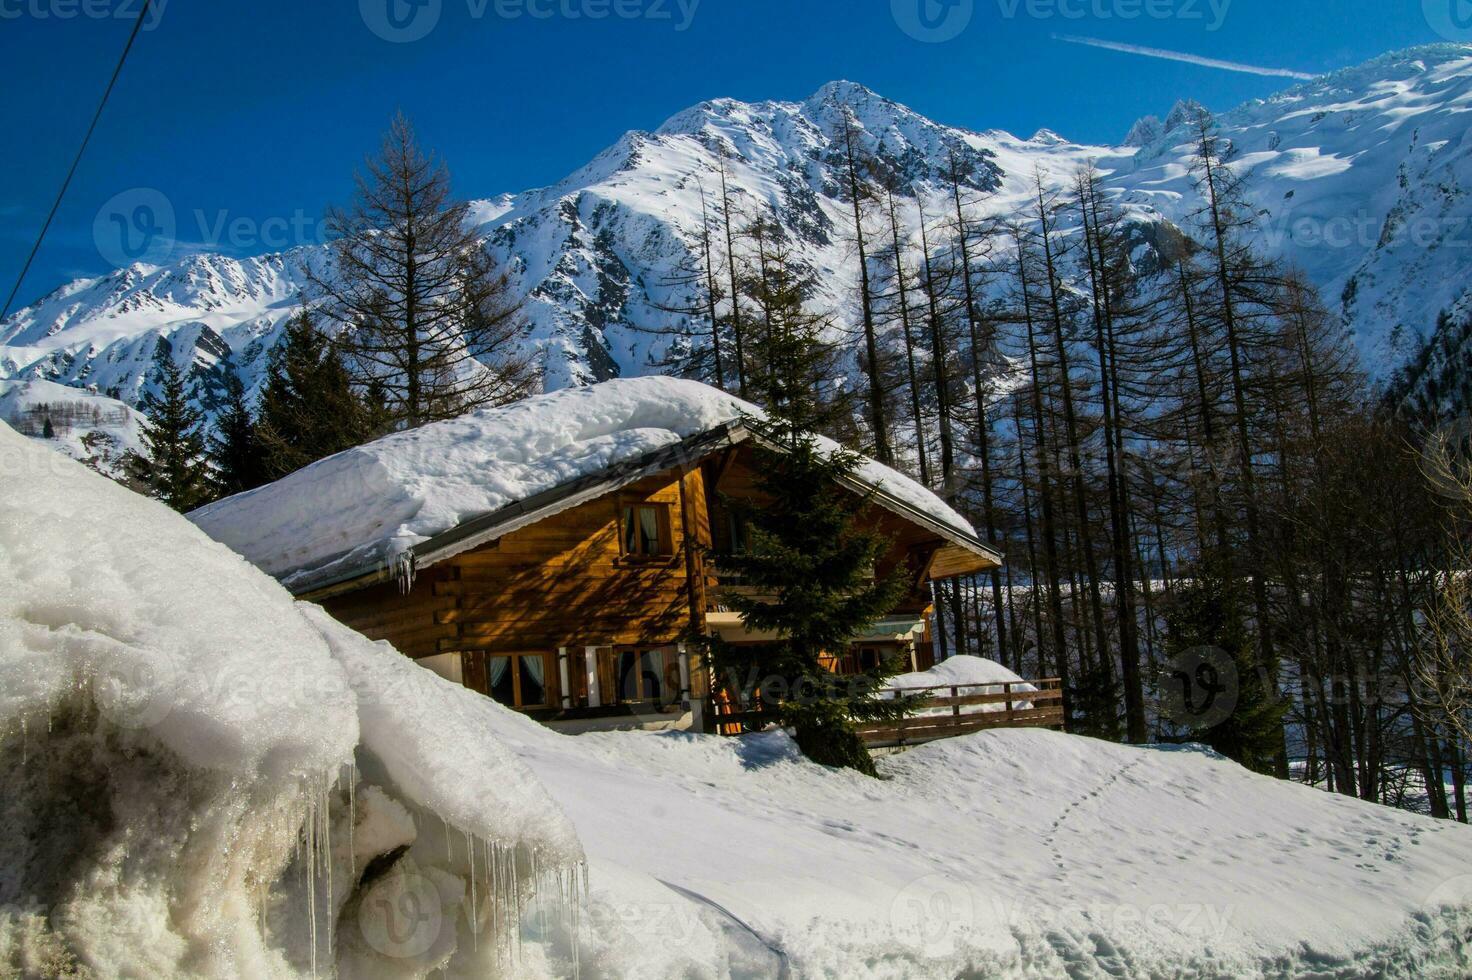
488;657;516;707
519;656;547;706
622;507;638;554
618;651;639;700
618;650;663;702
727;511;746;554
640;651;663;700
639;507;660;555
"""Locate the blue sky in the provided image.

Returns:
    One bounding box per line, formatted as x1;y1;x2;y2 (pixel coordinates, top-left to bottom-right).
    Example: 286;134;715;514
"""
0;0;1453;307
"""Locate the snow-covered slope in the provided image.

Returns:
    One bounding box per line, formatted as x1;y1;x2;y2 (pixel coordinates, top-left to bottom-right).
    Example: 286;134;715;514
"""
1118;46;1472;378
4;45;1472;426
0;421;583;978
488;698;1472;977
0;377;145;481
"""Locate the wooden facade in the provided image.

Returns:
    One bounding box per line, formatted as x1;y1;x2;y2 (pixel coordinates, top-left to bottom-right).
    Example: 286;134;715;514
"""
306;441;999;729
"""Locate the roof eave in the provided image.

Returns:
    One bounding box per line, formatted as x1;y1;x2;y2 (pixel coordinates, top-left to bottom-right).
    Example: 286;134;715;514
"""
290;419;1002;600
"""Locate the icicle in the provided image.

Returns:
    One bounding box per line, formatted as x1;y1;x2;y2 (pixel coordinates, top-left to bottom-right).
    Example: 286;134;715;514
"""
467;828;478;951
393;551;417;594
305;781;317;980
320;776;334;968
345;761;357;878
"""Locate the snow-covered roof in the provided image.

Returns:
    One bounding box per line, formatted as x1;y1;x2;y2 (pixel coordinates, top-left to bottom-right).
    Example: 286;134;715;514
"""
190;377;992;594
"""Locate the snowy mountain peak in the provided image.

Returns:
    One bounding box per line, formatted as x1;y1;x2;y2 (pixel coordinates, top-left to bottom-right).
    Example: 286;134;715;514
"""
1122;114;1164;148
804;79;888;111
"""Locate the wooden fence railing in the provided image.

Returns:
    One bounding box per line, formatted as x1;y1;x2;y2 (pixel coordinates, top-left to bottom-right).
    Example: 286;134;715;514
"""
712;678;1066;747
855;679;1065;748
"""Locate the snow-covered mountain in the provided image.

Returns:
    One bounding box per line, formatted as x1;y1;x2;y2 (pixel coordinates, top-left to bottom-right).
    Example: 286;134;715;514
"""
5;44;1472;426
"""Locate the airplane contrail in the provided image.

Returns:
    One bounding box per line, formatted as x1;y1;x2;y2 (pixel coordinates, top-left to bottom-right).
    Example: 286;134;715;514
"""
1052;34;1318;80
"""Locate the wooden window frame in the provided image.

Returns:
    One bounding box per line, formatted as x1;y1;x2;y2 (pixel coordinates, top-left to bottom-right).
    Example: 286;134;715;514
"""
612;646;677;705
475;651;554;710
616;499;675;562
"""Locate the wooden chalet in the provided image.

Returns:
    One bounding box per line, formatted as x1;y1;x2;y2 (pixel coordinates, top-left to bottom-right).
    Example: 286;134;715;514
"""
192;379;1019;736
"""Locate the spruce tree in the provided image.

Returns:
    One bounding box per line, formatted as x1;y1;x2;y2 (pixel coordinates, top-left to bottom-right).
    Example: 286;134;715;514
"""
256;313;375;479
207;366;268;497
41;416;54;440
129;346;210;512
1163;559;1285;775
711;228;913;777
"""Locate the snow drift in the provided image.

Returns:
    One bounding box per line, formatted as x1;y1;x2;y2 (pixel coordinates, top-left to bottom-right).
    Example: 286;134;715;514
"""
0;421;584;979
189;376;977;591
494;715;1472;979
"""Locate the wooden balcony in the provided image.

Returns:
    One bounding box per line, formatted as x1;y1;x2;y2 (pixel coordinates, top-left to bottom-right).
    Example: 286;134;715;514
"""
711;678;1066;748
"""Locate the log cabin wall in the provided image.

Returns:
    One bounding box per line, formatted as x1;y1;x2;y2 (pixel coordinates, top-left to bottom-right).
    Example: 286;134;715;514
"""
320;466;713;696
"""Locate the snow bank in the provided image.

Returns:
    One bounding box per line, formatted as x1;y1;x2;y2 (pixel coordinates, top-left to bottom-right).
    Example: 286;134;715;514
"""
885;654;1033;693
0;418;352;778
0;421;583;979
306;603;581;863
488;712;1472;978
189;376;978;590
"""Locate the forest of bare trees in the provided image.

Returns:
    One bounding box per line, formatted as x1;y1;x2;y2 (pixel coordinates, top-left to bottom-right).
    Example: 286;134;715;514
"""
660;109;1472;822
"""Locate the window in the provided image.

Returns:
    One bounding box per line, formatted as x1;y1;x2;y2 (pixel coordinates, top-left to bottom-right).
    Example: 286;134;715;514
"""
620;503;671;558
485;653;550;709
617;649;668;703
838;646;891;675
725;510;750;555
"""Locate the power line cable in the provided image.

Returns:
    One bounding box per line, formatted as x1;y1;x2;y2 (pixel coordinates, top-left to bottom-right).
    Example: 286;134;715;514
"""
0;0;153;323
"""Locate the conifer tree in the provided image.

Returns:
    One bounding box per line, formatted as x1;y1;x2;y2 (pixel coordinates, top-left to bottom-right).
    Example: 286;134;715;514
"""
1164;559;1285;775
310;113;539;429
41;416;54;440
129;346;210;512
207;365;267;497
712;232;912;777
256;313;375;479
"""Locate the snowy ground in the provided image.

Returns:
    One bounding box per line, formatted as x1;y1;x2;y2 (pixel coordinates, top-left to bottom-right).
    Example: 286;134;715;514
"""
5;419;1472;978
488;710;1472;978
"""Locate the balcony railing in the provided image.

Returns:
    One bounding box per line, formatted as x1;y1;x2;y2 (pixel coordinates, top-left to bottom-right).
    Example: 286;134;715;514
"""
711;678;1066;747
